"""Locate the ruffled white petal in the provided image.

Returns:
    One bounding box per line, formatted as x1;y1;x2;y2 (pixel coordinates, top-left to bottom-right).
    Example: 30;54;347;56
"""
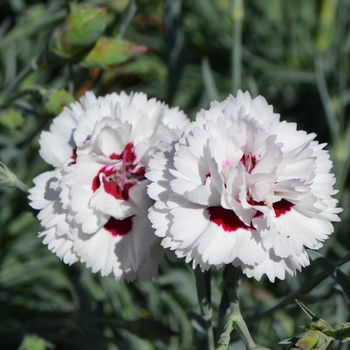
28;170;78;264
147;90;342;281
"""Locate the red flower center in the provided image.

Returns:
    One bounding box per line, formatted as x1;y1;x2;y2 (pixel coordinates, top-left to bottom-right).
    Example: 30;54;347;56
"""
91;142;146;200
240;152;256;173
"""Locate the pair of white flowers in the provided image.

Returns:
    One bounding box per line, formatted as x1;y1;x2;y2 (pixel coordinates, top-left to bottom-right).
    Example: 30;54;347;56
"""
28;90;341;282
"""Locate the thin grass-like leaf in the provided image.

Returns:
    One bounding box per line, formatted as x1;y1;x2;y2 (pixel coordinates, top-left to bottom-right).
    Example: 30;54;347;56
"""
4;41;17;88
165;0;190;105
117;0;137;40
0;17;11;40
308;250;350;299
201;57;220;102
315;53;339;141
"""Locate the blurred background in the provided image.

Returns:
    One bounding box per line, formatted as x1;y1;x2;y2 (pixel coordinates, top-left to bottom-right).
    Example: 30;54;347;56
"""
0;0;349;349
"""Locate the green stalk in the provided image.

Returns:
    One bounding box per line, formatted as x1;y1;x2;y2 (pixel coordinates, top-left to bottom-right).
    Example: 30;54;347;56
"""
216;265;270;350
68;63;74;96
195;268;215;350
217;287;256;349
231;0;244;93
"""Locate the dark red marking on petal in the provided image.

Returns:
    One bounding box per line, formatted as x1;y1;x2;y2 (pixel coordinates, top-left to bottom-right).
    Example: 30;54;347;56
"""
204;172;211;185
273;199;294;218
247;198;264;206
253;211;263;218
82;137;90;145
92;166;116;192
240;152;257;173
132;167;146;177
109;142;136;162
123;142;136;164
104;215;134;237
110;152;120;160
70;147;77;164
92;173;101;192
102;178;124;200
207;206;253;232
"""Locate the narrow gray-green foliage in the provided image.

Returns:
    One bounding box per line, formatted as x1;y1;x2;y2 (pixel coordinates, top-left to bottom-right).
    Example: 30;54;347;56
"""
0;0;349;349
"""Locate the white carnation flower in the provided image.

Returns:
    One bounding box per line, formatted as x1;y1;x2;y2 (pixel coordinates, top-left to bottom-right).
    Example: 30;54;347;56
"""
147;90;342;282
29;91;189;281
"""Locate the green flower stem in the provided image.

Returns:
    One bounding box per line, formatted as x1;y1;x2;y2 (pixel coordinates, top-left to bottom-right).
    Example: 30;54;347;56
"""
217;286;256;349
195;268;215;350
13;178;28;192
216;265;269;350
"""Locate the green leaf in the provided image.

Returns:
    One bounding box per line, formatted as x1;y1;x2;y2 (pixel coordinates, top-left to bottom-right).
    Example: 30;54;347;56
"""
83;37;147;69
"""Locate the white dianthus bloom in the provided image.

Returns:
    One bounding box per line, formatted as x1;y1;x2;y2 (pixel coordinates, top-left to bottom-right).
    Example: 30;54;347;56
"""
29;91;189;281
147;90;342;282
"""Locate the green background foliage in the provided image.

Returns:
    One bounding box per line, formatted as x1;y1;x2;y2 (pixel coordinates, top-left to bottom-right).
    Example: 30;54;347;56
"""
0;0;349;349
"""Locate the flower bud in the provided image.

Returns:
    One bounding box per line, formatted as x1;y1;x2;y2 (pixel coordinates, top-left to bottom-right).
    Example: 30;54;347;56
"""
0;108;24;129
295;330;332;350
83;37;147;69
280;330;333;350
49;5;107;61
44;89;75;116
